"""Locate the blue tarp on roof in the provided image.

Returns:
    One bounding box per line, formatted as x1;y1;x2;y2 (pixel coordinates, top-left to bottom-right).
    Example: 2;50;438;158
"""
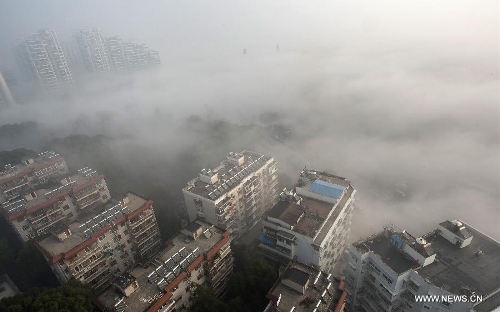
258;233;276;246
309;180;346;199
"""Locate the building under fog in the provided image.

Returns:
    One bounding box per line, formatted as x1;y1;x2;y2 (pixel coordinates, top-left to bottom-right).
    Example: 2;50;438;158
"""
263;262;347;312
14;29;74;95
259;169;356;274
0;71;16;107
345;220;500;312
105;36;161;72
36;192;161;292
75;28;111;73
183;151;279;238
96;220;233;311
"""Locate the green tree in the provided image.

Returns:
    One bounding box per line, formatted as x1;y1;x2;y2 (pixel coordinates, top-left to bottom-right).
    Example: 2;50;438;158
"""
190;284;227;312
0;280;98;312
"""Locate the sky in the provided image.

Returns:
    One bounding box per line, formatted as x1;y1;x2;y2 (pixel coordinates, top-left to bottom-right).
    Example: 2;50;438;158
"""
0;0;499;239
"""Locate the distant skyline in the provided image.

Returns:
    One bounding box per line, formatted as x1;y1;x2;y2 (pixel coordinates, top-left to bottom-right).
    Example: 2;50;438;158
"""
1;0;497;70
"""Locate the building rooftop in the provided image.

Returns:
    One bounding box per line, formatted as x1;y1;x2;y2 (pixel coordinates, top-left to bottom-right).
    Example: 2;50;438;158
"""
298;170;350;191
183;151;273;200
439;220;472;239
353;229;419;275
417;223;500;297
97;220;230;312
475;291;500;312
0;168;105;218
267;201;305;226
37;193;149;260
0;151;63;184
313;185;355;245
266;263;341;312
0;274;20;300
266;185;354;242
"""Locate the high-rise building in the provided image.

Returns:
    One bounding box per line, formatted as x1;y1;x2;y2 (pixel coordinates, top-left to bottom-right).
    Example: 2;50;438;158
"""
96;220;233;312
106;36;161;72
36;192;162;292
0;71;16;107
76;28;111;73
1;161;113;242
106;36;128;72
14;29;74;94
0;151;69;200
259;169;356;273
345;220;500;312
263;262;347;312
182;151;279;238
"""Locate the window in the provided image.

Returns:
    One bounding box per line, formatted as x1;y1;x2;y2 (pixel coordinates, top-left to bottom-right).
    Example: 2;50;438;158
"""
110;260;117;267
423;305;430;310
102;195;108;200
99;235;106;241
22;224;30;231
124;230;129;235
194;198;203;207
63;204;70;210
66;212;74;218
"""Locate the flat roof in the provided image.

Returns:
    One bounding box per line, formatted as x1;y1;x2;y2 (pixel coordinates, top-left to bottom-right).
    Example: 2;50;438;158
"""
299;170;351;189
267;201;305;226
313;185;355;245
353;230;418;275
417;223;500;297
283;267;310;286
266;263;340;312
475;291;500;312
266;189;351;240
37;193;148;257
0;151;63;183
183;151;273;200
0;170;105;217
98;220;229;312
0;274;20;300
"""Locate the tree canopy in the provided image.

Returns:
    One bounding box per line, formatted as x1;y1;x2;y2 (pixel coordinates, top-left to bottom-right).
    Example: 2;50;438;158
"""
0;280;98;312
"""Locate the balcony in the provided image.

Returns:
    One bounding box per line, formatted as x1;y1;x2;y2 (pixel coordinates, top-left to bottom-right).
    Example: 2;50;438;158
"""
132;219;157;237
129;210;154;230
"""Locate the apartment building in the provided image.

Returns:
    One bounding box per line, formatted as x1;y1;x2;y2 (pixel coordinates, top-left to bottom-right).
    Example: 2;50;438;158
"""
264;262;347;312
183;151;279;237
1;165;110;242
105;36;161;72
0;71;16;107
345;220;500;312
75;28;111;73
259;169;356;273
96;220;233;312
36;192;161;292
0;152;68;197
14;29;74;94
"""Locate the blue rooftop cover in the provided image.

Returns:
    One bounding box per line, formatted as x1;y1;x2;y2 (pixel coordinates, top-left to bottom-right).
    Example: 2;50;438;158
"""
258;233;277;246
309;180;346;199
391;234;404;247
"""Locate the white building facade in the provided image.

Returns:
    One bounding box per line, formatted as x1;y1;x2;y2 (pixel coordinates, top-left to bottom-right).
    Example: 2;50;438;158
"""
259;169;356;273
345;220;500;312
183;151;279;237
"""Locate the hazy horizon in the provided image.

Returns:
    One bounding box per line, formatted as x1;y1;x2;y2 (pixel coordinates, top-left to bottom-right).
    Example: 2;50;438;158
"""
0;0;498;240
